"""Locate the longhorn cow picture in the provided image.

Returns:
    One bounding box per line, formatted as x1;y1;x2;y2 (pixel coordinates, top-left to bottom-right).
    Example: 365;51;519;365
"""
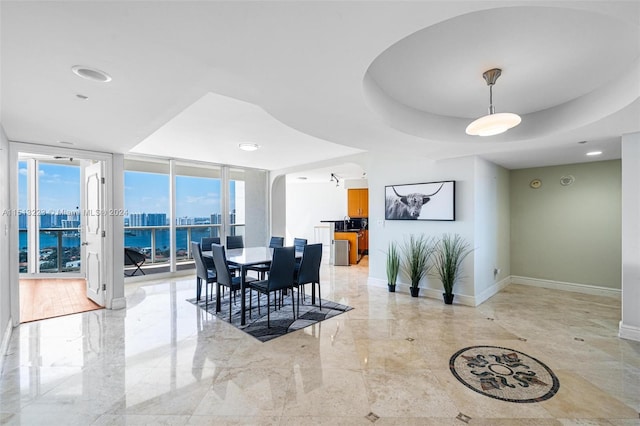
385;181;455;221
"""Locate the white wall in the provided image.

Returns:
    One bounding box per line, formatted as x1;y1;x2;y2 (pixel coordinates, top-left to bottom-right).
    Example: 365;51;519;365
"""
244;169;268;246
0;124;12;358
285;181;347;244
367;152;479;302
473;158;511;304
621;132;640;341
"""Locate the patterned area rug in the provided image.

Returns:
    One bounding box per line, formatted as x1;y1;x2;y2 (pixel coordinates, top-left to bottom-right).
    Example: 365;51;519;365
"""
187;291;353;342
449;345;560;403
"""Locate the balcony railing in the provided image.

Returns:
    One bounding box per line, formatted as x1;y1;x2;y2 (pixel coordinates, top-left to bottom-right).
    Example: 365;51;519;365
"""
19;228;82;273
19;224;245;275
124;224;245;271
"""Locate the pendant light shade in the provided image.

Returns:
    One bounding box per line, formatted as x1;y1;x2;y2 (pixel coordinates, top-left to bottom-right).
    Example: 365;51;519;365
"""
466;68;521;136
465;112;522;136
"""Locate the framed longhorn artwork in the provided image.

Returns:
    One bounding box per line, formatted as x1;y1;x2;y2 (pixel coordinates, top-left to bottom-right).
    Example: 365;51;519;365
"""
385;180;455;221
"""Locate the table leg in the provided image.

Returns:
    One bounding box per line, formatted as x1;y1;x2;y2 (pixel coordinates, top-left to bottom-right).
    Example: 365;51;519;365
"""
240;266;247;326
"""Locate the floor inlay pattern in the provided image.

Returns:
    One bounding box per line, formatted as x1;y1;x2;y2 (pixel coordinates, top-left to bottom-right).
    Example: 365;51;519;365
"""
450;345;560;403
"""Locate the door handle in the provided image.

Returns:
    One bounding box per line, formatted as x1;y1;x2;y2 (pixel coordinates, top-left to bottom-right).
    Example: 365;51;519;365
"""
81;242;89;246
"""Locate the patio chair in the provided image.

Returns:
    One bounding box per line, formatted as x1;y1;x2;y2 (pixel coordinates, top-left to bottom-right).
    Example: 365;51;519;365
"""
124;248;146;276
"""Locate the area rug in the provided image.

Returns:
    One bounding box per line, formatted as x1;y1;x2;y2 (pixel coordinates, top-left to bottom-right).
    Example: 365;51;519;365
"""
449;345;560;403
187;292;353;342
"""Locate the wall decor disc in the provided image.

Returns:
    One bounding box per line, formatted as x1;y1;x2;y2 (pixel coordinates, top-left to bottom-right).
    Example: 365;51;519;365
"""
449;345;560;403
529;179;542;189
560;175;575;186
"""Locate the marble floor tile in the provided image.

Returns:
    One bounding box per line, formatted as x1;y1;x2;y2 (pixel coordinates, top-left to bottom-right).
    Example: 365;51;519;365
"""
0;260;638;425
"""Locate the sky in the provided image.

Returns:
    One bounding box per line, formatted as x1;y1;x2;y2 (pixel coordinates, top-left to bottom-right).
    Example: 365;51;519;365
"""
19;163;242;219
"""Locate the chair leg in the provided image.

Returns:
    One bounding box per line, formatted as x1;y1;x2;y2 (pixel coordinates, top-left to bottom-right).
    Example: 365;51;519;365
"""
267;292;270;328
291;287;296;320
317;281;321;311
205;279;209;310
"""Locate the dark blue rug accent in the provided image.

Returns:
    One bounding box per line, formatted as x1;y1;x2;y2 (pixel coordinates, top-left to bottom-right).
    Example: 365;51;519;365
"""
187;291;352;342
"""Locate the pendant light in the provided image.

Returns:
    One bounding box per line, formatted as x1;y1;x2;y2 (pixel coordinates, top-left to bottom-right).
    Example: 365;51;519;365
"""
466;68;521;136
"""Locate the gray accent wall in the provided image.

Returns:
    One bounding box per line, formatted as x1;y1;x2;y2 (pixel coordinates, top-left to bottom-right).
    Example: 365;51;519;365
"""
510;160;622;289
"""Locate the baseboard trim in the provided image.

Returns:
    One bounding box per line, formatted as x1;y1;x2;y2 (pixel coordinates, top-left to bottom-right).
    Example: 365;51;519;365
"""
0;319;13;373
619;322;640;342
511;276;621;298
475;277;511;306
109;297;127;310
367;277;477;306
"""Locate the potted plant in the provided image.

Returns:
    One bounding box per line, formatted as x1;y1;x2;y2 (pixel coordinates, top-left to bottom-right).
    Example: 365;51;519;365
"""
385;241;400;292
433;233;472;304
401;234;435;297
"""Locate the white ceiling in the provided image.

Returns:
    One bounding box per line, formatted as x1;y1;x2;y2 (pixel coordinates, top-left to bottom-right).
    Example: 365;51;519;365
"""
1;1;638;175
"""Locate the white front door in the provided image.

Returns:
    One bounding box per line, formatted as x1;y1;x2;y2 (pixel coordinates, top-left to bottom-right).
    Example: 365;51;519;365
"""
84;161;105;306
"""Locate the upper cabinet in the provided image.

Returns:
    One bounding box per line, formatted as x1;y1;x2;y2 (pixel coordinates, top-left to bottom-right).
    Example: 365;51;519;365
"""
348;188;368;217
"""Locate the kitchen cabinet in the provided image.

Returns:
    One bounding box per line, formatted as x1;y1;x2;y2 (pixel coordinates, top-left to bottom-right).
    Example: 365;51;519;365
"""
348;188;368;218
362;230;368;253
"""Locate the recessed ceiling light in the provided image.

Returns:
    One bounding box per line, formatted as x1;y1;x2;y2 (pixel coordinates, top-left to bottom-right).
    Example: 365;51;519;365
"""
238;143;260;152
586;151;602;156
71;65;112;83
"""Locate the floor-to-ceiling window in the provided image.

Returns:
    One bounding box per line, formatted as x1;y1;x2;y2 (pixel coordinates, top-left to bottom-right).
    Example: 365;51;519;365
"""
175;161;222;261
123;157;264;275
229;168;246;237
18;156;81;274
124;158;170;266
18;160;27;272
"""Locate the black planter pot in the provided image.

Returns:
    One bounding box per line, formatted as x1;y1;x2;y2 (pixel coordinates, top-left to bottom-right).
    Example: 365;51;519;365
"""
410;287;420;297
388;284;396;292
443;292;454;304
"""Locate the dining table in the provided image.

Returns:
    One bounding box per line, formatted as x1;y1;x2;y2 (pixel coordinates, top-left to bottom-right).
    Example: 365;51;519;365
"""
203;246;302;325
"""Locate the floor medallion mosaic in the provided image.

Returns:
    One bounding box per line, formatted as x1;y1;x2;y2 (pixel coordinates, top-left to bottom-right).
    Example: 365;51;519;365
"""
449;345;560;403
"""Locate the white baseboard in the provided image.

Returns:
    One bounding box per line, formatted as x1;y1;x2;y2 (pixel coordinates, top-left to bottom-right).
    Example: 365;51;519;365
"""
109;297;127;310
511;276;621;298
0;319;13;373
366;276;477;306
475;276;511;306
619;321;640;342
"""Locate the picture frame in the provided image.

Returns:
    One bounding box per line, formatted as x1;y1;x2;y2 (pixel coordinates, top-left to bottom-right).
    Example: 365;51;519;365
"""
385;180;455;221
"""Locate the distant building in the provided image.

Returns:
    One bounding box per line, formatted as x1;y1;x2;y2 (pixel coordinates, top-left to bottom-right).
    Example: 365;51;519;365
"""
210;213;222;225
129;213;167;227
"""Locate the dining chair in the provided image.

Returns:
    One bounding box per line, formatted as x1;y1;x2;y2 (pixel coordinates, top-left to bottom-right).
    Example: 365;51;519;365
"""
293;237;307;252
226;235;244;249
247;246;296;328
191;241;216;302
200;237;220;270
201;237;220;251
246;236;285;279
210;243;256;322
293;237;308;269
293;243;323;316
